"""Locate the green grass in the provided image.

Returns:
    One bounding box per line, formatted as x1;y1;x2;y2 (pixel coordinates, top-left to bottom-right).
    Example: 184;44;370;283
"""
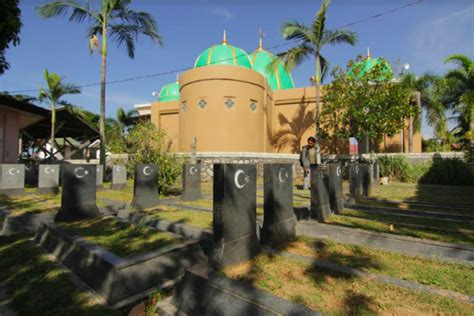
225;254;474;315
144;206;213;230
59;217;184;258
280;236;474;296
0;234;123;315
0;193;60;216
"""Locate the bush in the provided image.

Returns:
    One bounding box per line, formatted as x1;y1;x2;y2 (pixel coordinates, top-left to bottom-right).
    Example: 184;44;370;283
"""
377;156;429;183
125;121;183;194
419;158;474;186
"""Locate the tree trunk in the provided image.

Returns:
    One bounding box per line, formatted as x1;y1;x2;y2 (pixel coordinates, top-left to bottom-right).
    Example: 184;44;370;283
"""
315;54;321;163
99;22;107;173
50;102;56;158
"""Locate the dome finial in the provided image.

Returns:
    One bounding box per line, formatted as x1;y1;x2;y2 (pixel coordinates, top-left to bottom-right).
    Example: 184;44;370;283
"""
258;28;264;51
367;47;371;59
176;73;179;83
222;29;227;45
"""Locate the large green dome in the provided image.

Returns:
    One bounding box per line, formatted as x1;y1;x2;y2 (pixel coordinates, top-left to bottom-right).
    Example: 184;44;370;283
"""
194;31;252;69
348;49;393;81
158;81;179;102
251;46;294;90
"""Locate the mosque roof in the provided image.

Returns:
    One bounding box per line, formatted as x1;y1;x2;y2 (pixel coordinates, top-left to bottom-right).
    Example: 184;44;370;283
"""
158;80;180;102
348;48;393;80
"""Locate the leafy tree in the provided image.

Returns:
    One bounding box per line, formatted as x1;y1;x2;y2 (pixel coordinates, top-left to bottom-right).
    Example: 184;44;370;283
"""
37;0;163;167
38;69;81;147
271;103;315;154
116;107;138;133
106;107;138;153
321;57;414;153
275;0;357;157
0;0;22;74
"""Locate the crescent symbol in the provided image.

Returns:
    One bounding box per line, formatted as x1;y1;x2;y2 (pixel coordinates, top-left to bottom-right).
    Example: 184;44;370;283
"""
143;166;152;176
8;168;17;176
74;167;86;179
355;165;359;174
116;166;122;173
336;166;341;177
278;168;288;183
189;166;198;175
45;167;53;175
234;169;249;190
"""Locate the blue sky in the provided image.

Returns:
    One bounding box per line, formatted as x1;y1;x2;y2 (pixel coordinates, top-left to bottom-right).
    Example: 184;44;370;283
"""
1;0;473;138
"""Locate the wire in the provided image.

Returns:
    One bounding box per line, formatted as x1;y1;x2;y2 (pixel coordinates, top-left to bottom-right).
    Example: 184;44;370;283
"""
6;0;423;94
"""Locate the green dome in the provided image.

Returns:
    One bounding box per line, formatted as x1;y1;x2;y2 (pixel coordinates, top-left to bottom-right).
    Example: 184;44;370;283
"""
158;81;179;102
348;51;393;81
251;48;294;90
194;32;252;69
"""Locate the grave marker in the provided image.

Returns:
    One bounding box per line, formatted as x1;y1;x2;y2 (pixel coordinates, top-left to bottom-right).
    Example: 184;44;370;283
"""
181;163;202;201
110;165;127;190
328;162;344;214
210;164;260;269
349;163;362;203
0;164;25;196
96;165;104;190
130;163;160;209
310;164;331;222
25;163;38;187
260;164;296;246
360;162;374;197
55;164;100;222
37;164;60;194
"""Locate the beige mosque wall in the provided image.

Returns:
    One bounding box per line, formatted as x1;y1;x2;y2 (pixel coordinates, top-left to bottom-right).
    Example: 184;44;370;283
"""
151;101;179;151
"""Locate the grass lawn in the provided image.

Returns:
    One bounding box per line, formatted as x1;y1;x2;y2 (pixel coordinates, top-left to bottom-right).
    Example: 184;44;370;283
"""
0;193;60;216
59;217;184;258
0;234;122;315
278;236;474;296
225;254;474;315
144;206;213;230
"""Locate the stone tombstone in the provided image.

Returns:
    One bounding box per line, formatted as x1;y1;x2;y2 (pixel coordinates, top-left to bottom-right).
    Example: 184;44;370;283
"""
327;162;344;214
25;163;38;187
130;163;160;209
181;163;202;201
96;165;104;190
310;164;331;222
360;163;374;197
260;164;296;246
110;164;127;190
37;164;60;194
374;162;380;183
55;164;100;222
0;164;25;196
210;164;260;270
349;163;363;203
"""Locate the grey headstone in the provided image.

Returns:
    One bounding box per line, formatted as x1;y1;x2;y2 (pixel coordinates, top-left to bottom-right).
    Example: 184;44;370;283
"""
181;163;202;201
37;164;60;195
130;163;160;209
55;164;100;222
260;164;296;247
0;164;25;196
310;164;331;222
374;162;380;183
210;164;260;270
327;162;344;214
110;164;127;190
349;163;363;203
360;163;374;197
25;163;38;187
96;165;104;190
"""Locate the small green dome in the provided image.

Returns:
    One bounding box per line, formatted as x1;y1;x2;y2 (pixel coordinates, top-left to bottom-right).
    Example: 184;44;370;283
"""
348;50;393;81
158;81;179;102
194;31;252;69
251;48;294;90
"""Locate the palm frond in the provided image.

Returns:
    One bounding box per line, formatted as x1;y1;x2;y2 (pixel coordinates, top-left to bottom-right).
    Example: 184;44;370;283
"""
37;0;99;21
109;24;138;58
276;43;313;72
444;54;472;72
281;20;313;43
322;29;358;47
312;0;332;45
445;69;468;83
319;54;330;83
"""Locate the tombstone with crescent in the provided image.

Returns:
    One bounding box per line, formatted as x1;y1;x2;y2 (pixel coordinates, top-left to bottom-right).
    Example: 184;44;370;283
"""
130;163;160;210
0;164;25;196
310;164;332;222
360;162;374;197
96;165;104;190
55;164;101;221
210;164;260;270
110;164;127;190
260;164;296;246
181;163;202;201
327;162;344;214
374;162;380;183
37;164;60;194
349;162;363;203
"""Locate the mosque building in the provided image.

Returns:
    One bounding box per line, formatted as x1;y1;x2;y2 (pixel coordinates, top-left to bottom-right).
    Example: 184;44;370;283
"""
135;31;421;154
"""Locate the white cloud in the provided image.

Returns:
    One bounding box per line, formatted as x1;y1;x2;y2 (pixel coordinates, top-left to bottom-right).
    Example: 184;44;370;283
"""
210;7;234;20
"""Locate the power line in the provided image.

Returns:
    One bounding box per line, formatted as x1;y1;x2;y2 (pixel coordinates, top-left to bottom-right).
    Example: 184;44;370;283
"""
6;0;423;94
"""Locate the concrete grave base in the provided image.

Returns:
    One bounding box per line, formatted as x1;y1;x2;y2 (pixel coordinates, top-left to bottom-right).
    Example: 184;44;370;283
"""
169;263;320;316
260;217;297;247
110;183;127;191
0;210;55;236
0;188;24;197
34;221;206;307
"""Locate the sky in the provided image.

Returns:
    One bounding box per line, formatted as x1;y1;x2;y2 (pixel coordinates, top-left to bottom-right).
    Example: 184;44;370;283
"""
1;0;473;138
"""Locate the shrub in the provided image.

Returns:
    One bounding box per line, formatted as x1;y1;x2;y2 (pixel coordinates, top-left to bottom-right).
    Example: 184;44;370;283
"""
377;156;429;183
419;158;474;186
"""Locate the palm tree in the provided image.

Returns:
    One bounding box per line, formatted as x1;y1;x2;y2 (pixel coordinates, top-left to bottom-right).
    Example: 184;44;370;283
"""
275;0;357;158
271;103;315;154
116;107;138;134
38;68;81;149
37;0;162;167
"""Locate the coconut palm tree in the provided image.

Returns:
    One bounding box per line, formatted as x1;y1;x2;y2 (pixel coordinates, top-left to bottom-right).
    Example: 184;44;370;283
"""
116;107;138;133
275;0;357;158
38;68;81;149
37;0;163;167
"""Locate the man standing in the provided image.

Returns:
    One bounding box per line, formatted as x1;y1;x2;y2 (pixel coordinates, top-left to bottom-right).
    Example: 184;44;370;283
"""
300;137;318;190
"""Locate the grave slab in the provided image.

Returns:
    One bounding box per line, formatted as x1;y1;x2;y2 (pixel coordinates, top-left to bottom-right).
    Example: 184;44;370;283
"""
130;164;160;210
0;164;25;196
210;164;260;270
327;162;344;214
110;165;127;190
37;164;60;195
181;164;202;201
260;164;296;247
55;164;101;222
96;165;104;190
349;163;362;203
310;165;331;222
